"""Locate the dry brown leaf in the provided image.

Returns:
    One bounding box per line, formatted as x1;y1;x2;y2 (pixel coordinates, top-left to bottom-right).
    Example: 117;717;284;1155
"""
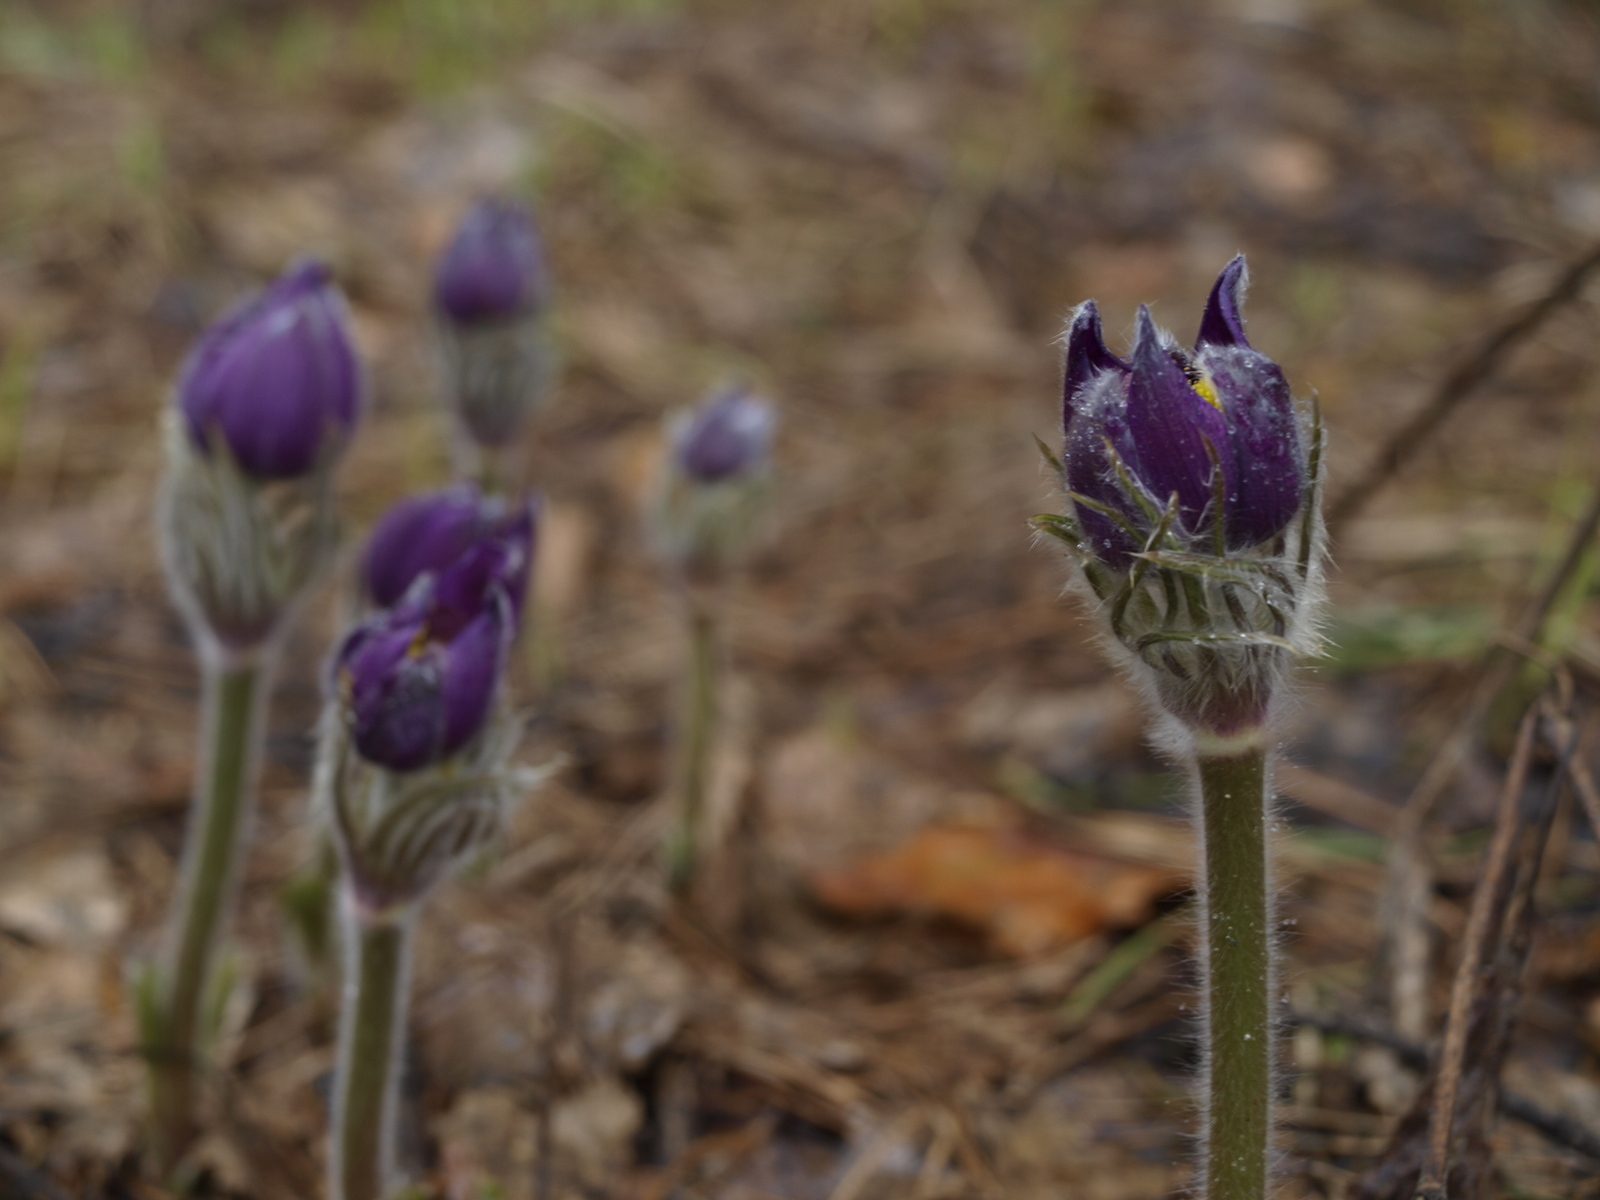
811;822;1182;958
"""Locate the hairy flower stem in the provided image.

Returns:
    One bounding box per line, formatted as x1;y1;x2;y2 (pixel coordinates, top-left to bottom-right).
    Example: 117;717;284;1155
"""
332;901;415;1200
1196;745;1272;1200
149;656;268;1170
667;593;719;893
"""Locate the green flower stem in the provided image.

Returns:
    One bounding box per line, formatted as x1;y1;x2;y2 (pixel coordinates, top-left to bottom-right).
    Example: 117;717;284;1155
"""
1196;745;1272;1200
149;656;267;1170
332;901;415;1200
666;594;718;893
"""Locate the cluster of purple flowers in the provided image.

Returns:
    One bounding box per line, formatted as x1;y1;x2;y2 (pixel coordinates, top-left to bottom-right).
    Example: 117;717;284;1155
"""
171;206;552;779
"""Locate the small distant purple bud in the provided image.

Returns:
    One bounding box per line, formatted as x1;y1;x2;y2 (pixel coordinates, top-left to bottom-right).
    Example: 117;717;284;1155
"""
363;485;537;615
178;259;361;480
676;389;776;484
433;200;548;326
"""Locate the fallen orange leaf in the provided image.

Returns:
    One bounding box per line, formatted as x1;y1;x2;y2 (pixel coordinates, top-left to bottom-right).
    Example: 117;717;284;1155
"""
811;822;1184;957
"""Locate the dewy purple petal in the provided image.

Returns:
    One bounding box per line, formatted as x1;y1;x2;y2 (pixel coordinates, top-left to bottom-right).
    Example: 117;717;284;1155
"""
1201;345;1303;547
433;199;547;324
1123;306;1229;532
1063;373;1143;568
1061;300;1128;434
677;390;775;483
1195;254;1250;350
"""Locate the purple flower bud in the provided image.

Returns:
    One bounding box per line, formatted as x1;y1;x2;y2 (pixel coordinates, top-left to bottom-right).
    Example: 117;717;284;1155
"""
340;494;537;771
178;259;361;480
433;199;548;325
1061;256;1304;566
675;388;776;483
362;484;536;613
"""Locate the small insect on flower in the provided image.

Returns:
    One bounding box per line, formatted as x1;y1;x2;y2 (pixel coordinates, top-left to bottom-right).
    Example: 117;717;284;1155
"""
179;258;361;480
1040;255;1324;740
432;199;555;451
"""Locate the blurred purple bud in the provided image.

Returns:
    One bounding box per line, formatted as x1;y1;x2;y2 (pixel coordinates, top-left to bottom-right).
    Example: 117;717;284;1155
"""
363;485;537;614
339;531;529;772
676;388;776;483
178;259;361;480
433;199;548;325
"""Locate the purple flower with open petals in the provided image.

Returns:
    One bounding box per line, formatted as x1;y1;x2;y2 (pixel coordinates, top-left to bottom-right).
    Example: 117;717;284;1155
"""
178;259;361;480
433;200;548;326
676;388;775;484
1061;256;1304;567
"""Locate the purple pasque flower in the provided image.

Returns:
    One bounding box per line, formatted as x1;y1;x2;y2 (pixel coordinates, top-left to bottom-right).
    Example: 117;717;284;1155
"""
337;553;515;774
363;484;537;612
1062;256;1304;567
178;259;361;480
433;199;548;325
676;387;776;484
340;495;536;771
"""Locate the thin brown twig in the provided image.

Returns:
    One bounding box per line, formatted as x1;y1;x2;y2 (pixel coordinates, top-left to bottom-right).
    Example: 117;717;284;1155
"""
1288;1010;1600;1163
1413;708;1540;1200
1380;468;1600;1036
1355;695;1578;1200
1329;239;1600;531
1562;734;1600;843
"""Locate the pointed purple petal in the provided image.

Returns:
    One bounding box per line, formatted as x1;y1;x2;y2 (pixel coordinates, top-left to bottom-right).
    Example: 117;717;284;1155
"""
1061;300;1128;434
1124;306;1228;532
1196;255;1250;350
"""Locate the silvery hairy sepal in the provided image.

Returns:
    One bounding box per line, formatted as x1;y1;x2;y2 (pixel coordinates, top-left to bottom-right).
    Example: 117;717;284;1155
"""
651;386;777;579
320;505;543;912
159;260;361;657
1037;256;1325;739
433;199;555;449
